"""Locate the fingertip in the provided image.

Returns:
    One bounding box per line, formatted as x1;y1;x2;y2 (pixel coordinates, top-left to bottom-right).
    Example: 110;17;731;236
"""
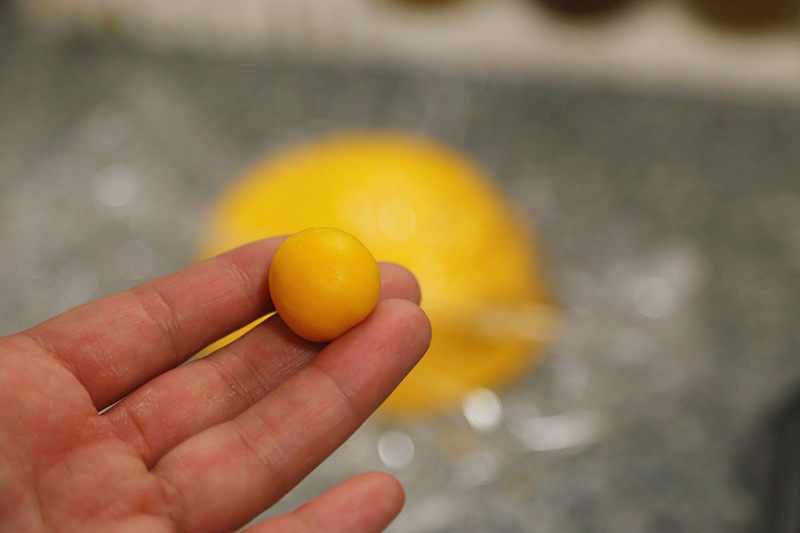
251;472;407;533
376;298;432;360
338;472;406;530
366;471;406;513
313;298;431;417
378;262;422;304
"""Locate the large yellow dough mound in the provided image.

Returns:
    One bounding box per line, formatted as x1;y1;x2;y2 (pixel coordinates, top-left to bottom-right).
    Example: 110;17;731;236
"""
200;132;555;415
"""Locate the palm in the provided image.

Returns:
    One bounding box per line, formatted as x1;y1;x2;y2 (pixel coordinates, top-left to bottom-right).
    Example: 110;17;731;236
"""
0;348;171;531
0;237;429;533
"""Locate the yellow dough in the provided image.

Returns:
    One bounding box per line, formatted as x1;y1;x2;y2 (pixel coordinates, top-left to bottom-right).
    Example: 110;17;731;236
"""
199;132;555;416
269;227;380;342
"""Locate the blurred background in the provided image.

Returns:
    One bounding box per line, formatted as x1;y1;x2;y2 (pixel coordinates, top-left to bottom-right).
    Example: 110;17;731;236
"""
2;0;800;531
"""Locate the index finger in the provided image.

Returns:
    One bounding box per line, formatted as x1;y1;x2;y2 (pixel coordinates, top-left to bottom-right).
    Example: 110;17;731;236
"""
18;237;286;409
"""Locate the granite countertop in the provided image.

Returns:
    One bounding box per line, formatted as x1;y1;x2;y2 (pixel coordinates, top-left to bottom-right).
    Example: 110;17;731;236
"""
2;14;800;531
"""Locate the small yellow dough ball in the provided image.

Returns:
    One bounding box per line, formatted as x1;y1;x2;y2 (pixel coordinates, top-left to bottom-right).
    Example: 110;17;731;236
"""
269;227;381;342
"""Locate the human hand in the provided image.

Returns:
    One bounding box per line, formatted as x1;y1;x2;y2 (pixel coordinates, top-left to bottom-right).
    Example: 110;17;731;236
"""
0;237;431;532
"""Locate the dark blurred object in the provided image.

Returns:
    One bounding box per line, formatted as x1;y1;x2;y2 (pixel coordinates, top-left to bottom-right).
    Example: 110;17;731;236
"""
537;0;639;18
685;0;800;29
393;0;463;8
763;387;800;533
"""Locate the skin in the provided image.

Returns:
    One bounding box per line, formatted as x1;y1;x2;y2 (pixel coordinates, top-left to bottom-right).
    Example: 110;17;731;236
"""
0;236;431;533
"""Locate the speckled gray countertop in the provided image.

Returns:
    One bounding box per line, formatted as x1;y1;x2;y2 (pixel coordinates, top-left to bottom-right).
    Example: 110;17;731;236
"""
2;11;800;532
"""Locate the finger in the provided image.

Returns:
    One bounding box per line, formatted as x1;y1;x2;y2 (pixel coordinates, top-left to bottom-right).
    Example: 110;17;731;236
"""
106;262;420;467
377;263;421;304
244;472;404;533
17;237;285;409
153;299;431;533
